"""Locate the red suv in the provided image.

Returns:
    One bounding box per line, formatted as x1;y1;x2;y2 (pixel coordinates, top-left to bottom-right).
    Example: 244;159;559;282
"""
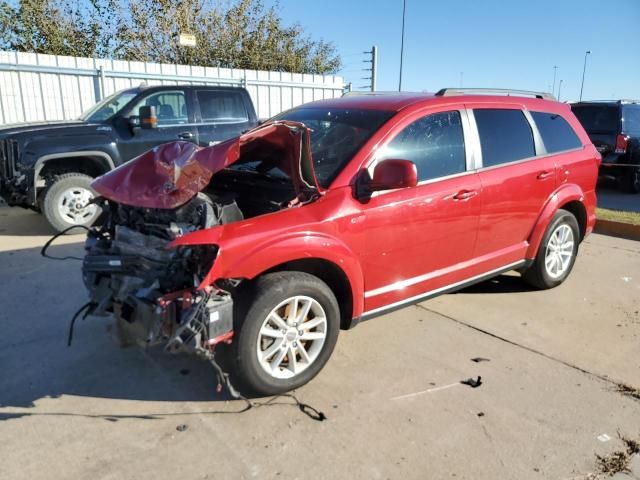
82;88;600;395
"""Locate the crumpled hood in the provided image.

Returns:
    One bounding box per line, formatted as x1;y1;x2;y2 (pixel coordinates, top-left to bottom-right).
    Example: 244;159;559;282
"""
91;121;322;210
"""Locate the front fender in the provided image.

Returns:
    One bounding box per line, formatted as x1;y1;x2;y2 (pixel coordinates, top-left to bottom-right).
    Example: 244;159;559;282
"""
526;184;586;258
170;227;365;318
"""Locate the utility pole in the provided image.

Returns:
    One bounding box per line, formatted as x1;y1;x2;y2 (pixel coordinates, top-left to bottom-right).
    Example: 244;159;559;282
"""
579;50;591;101
399;0;406;91
361;46;378;91
558;79;563;101
552;65;558;96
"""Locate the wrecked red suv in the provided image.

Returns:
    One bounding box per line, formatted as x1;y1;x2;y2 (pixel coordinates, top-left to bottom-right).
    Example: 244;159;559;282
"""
82;88;600;395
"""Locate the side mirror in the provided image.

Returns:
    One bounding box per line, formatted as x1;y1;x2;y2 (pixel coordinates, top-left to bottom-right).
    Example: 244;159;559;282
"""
129;115;141;129
139;105;157;129
370;159;418;191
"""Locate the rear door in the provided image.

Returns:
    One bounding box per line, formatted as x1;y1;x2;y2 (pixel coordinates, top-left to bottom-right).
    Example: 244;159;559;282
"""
469;106;557;273
194;89;255;146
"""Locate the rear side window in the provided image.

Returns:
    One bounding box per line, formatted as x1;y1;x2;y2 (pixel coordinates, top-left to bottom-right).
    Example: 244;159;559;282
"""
474;109;535;167
197;90;249;123
531;111;582;153
622;106;640;136
379;111;466;182
571;105;619;134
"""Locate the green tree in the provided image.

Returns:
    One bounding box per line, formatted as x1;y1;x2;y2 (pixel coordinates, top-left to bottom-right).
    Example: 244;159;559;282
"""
0;0;341;75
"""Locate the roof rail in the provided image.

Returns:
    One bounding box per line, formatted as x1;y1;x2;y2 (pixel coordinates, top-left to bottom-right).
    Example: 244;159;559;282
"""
342;90;428;97
435;88;555;100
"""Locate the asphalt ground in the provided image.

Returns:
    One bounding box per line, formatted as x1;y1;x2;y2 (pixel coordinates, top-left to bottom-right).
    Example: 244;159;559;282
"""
0;207;639;480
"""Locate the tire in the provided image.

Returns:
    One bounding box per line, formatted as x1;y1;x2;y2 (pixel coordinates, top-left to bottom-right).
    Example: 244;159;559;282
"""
231;272;340;396
42;173;100;233
621;166;640;194
522;209;580;290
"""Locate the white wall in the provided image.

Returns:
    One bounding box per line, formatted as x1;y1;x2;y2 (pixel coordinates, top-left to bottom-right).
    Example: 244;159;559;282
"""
0;51;345;124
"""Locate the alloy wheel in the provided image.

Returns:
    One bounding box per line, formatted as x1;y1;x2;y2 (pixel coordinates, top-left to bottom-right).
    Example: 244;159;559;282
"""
256;295;327;380
544;224;574;279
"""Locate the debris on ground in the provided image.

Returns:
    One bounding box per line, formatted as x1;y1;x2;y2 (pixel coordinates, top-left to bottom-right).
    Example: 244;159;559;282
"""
460;376;482;388
614;383;640;401
176;424;188;432
594;433;639;477
597;433;612;443
470;357;491;363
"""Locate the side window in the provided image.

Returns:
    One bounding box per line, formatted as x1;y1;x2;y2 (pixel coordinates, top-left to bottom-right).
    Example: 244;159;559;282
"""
474;109;535;167
378;111;466;182
623;106;640;136
129;91;188;125
197;90;249;123
531;111;582;153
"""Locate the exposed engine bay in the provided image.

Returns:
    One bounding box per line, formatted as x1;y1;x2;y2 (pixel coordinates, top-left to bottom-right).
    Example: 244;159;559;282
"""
80;121;320;360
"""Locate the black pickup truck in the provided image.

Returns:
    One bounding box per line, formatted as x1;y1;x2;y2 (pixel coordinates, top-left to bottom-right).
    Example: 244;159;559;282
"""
0;85;258;231
571;100;640;193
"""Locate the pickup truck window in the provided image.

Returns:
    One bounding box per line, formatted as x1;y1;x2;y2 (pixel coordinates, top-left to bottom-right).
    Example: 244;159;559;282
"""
79;90;138;122
572;105;619;135
129;91;189;125
197;90;249;123
622;105;640;136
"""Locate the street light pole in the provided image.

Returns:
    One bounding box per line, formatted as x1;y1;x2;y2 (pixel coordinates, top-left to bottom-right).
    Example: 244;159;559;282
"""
552;65;558;95
398;0;406;91
558;79;563;101
579;50;591;101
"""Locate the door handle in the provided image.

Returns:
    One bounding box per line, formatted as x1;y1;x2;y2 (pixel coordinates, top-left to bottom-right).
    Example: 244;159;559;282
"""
452;189;478;201
178;132;194;140
536;170;554;180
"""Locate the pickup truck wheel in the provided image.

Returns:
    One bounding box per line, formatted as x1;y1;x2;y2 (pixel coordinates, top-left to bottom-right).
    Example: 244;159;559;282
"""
522;209;579;290
43;173;100;233
622;166;640;194
232;272;340;396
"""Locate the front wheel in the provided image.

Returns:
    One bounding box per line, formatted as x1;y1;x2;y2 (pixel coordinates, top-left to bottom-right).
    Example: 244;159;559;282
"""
522;209;580;290
232;272;340;396
42;173;100;233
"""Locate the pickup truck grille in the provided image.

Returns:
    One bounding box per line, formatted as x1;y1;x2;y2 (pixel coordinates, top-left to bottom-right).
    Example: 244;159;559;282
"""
0;139;18;180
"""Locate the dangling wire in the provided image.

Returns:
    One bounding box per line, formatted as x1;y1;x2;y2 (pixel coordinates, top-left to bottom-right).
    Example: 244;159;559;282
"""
67;302;95;346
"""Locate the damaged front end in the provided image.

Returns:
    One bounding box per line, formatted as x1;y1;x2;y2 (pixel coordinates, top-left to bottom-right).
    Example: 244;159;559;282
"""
79;121;319;362
82;195;235;356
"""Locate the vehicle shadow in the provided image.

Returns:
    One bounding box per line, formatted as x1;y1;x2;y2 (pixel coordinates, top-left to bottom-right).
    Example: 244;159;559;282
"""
457;274;536;295
0;206;58;236
0;242;247;417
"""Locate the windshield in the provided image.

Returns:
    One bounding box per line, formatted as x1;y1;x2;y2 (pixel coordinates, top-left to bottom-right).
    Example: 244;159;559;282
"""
79;90;139;122
264;107;394;187
572;105;619;135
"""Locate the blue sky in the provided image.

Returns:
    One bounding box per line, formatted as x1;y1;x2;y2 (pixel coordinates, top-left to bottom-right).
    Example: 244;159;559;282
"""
272;0;640;101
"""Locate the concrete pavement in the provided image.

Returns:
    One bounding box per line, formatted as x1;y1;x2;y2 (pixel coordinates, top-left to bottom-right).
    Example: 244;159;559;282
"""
0;207;639;480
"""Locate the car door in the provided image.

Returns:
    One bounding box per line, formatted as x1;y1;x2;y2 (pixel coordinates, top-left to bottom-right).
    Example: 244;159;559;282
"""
119;89;198;161
469;106;557;273
356;109;482;315
194;89;255;146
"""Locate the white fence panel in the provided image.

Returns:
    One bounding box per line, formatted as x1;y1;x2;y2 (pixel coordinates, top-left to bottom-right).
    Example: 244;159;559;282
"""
0;51;345;124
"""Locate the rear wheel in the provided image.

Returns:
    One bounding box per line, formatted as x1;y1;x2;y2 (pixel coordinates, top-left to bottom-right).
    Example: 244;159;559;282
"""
522;209;580;289
42;173;100;233
232;272;340;395
621;166;640;194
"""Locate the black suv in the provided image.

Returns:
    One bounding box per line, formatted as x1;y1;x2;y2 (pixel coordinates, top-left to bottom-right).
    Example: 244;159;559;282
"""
571;100;640;193
0;85;258;231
